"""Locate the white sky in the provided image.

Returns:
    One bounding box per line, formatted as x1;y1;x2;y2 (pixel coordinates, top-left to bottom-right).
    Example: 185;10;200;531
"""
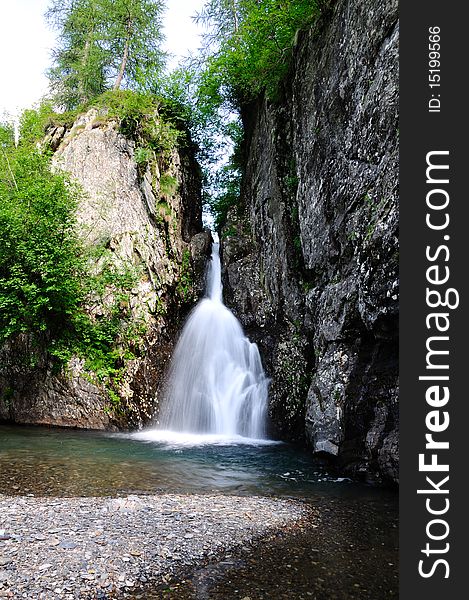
0;0;205;119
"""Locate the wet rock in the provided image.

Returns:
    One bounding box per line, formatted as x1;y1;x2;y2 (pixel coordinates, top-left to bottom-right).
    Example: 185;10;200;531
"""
221;0;398;482
190;230;213;296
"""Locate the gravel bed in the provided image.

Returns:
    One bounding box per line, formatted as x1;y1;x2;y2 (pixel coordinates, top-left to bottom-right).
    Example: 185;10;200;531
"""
0;494;306;599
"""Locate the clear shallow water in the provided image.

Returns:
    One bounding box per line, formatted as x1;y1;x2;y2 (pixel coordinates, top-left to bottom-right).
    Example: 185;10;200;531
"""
0;424;382;500
0;424;398;599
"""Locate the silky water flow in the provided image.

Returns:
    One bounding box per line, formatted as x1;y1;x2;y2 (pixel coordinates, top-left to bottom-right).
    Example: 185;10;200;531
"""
158;243;269;439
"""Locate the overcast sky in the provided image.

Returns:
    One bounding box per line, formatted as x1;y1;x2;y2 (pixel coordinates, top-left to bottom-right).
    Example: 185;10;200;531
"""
0;0;205;119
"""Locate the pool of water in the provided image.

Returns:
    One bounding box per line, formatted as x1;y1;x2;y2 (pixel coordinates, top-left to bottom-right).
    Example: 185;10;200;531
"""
0;424;398;599
0;424;374;499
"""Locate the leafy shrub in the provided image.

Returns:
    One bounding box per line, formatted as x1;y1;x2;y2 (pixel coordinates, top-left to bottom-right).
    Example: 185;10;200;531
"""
0;126;85;342
92;90;182;160
160;173;178;196
20;102;80;145
0;118;144;401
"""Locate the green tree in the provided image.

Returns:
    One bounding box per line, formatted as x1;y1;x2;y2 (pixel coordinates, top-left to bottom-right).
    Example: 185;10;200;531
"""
46;0;166;110
47;0;108;108
104;0;166;92
195;0;320;105
0;122;85;342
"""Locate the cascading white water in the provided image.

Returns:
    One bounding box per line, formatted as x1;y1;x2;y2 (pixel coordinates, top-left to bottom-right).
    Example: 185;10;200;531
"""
158;243;269;439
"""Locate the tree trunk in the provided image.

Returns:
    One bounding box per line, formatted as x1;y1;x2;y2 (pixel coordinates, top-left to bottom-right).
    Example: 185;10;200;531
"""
113;36;129;90
230;0;239;32
78;37;91;103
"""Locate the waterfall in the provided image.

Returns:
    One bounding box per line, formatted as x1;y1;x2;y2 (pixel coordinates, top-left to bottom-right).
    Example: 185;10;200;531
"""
157;243;269;439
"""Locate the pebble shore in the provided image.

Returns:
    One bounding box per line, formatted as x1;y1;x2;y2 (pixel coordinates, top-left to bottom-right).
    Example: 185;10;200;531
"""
0;494;306;599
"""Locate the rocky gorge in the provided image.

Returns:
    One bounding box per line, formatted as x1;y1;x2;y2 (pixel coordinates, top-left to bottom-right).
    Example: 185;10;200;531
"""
0;0;399;485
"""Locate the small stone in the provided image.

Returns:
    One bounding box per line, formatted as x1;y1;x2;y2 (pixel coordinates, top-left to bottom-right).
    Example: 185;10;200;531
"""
59;541;78;550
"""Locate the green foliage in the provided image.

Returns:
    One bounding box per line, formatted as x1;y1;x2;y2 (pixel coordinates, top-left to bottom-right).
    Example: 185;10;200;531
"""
221;225;237;240
154;69;197;129
20;91;182;171
101;0;165;91
143;67;244;230
207;161;242;229
195;0;320;105
293;235;302;253
134;145;153;166
194;116;244;229
19;102;83;148
93;90;181;159
19;102;57;144
175;250;195;305
285;157;299;196
92;89;158;134
172;1;320;230
160;173;178;197
46;0;165;110
157;199;172;219
0;127;84;342
46;0;108;108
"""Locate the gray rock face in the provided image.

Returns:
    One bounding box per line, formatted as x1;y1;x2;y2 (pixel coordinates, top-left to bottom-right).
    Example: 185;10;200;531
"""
222;0;398;482
0;338;113;430
0;109;210;430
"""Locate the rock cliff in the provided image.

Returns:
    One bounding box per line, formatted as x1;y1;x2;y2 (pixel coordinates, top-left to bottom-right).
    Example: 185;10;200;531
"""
0;107;210;430
222;0;399;482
